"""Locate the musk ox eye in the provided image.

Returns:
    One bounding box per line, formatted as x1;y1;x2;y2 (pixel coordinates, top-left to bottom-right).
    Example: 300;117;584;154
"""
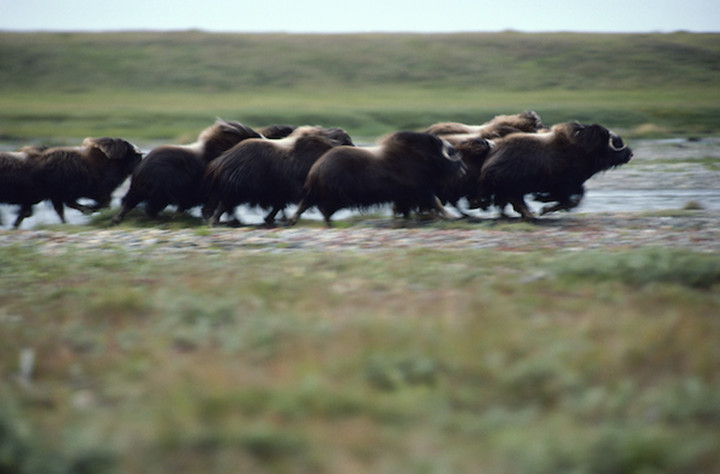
609;134;627;151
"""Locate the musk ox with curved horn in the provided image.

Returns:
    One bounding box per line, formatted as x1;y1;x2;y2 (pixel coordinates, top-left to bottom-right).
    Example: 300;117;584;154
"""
0;146;48;228
425;111;546;139
470;122;632;220
202;125;354;226
288;131;465;227
112;119;261;224
31;137;142;223
433;135;494;217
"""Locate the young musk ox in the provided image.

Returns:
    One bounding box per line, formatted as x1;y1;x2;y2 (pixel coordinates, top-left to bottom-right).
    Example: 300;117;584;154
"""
469;122;633;220
202;126;354;226
112;120;260;224
424;111;546;140
31;138;142;223
288;131;465;227
0;146;48;228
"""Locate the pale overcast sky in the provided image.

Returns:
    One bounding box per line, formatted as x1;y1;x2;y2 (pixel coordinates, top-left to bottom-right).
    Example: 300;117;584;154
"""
0;0;718;33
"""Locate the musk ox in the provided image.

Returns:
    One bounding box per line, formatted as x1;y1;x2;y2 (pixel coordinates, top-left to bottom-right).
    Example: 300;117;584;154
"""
432;135;494;216
202;125;354;226
112;119;261;224
421;112;545;217
31;138;142;223
288;131;465;227
0;146;48;228
424;111;546;139
470;122;633;220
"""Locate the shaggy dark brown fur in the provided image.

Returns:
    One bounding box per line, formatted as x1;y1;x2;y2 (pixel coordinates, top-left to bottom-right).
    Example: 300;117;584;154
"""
470;122;633;219
31;138;142;223
288;131;465;227
202;126;354;226
434;135;493;216
112;120;260;224
258;124;297;139
0;146;48;228
424;111;546;139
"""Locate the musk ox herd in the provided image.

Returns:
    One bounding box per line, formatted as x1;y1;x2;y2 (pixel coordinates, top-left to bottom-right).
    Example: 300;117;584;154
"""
0;111;633;228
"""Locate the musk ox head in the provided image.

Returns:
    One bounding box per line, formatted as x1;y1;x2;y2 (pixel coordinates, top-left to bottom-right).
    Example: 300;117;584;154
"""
196;119;263;161
383;131;464;177
563;122;633;170
81;137;143;173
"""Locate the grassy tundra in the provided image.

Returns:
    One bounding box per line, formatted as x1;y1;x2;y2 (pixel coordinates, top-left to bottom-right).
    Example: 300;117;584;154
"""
1;244;719;473
0;31;719;143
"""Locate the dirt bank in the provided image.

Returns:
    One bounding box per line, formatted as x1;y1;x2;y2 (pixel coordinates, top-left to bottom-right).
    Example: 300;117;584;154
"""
2;210;718;255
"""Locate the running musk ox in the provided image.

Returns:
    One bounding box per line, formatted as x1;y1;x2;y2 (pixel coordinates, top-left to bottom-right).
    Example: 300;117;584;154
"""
470;122;633;219
31;138;142;223
202;125;354;226
288;131;465;227
0;146;47;228
433;135;493;216
424;111;546;139
112;119;261;224
422;112;545;216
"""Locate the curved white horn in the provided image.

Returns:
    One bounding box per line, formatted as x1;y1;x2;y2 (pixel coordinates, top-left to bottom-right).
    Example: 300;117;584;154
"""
608;135;627;151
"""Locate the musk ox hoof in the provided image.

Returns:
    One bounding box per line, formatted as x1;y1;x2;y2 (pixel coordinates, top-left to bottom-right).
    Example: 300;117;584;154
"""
540;206;558;216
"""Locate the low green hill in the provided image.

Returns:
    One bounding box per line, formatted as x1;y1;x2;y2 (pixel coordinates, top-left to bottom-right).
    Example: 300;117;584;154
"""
1;31;718;143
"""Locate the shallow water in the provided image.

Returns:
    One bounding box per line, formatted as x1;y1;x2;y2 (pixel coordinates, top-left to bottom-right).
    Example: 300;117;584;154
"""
2;138;719;229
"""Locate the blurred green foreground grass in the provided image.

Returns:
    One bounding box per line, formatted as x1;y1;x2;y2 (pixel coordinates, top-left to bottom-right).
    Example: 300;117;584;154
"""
1;244;718;473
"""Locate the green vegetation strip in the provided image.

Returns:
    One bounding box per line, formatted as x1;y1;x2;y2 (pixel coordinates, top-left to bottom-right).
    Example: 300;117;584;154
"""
1;245;719;472
1;31;719;142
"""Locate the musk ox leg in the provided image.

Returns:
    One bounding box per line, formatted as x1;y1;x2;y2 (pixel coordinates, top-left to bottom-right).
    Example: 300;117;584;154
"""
508;196;535;221
431;196;456;220
319;206;336;227
13;204;34;229
492;198;511;219
89;196;112;211
63;200;91;214
112;194;142;225
540;194;584;215
113;188;144;224
209;203;239;227
144;199;169;220
51;199;67;223
264;206;284;226
287;200;312;226
201;193;222;221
